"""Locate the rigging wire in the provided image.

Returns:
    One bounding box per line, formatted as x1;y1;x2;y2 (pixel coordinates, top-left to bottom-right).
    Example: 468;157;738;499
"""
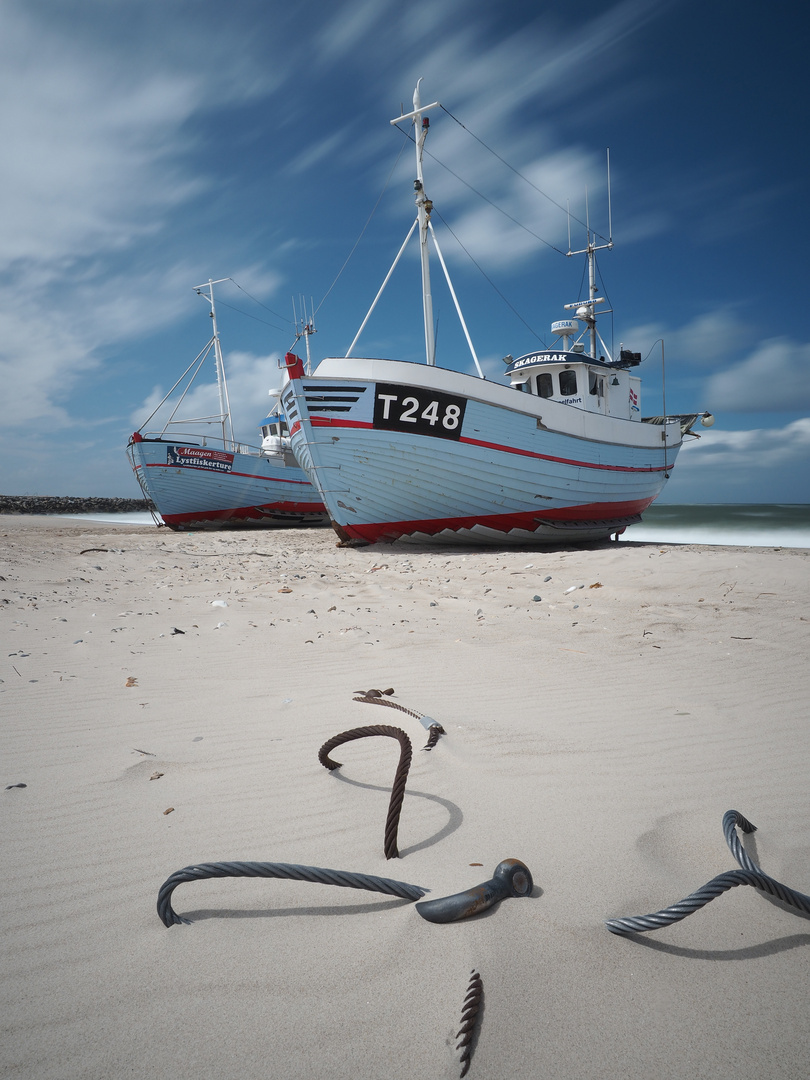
439;105;611;246
391;122;567;257
193;281;290;334
431;207;546;346
313;138;410;317
593;253;616;358
229;279;290;324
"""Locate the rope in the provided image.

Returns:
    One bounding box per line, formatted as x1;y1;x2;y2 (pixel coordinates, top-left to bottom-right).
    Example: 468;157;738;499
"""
318;725;412;859
157;861;426;927
605;810;810;935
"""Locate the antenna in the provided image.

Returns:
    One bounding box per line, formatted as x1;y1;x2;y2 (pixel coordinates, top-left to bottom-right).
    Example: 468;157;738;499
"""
606;147;613;243
293;293;317;374
567;198;571;252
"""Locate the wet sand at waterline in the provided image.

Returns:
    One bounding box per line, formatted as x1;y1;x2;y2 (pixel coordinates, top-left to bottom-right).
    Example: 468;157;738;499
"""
2;515;809;1080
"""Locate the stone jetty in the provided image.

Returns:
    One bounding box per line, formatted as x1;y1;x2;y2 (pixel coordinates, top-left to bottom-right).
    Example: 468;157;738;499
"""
0;495;153;515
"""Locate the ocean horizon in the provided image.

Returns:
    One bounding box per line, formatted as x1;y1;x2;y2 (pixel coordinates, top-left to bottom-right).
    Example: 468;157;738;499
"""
58;503;810;549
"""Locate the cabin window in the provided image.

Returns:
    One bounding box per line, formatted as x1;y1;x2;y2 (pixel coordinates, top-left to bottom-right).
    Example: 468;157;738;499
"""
536;372;553;398
559;370;578;396
589;371;605;399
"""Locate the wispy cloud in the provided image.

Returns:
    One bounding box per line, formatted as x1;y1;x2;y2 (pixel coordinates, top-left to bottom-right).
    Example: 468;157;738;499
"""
622;309;751;368
704;340;810;412
665;418;810;502
0;2;282;431
130;348;286;447
677;419;810;471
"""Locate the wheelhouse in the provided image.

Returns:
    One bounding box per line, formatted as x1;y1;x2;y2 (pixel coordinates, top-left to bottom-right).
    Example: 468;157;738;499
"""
260;411;291;455
504;349;642;421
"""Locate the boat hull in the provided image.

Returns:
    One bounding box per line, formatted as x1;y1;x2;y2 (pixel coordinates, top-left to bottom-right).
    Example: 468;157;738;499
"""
283;356;683;545
127;436;327;529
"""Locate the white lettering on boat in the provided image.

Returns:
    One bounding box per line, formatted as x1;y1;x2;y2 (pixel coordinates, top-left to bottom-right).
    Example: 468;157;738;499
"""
372;383;467;440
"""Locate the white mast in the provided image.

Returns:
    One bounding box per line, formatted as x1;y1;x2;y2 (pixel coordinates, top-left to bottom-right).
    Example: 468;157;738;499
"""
565;152;613;359
193;278;235;449
293;295;317;375
391;79;441;366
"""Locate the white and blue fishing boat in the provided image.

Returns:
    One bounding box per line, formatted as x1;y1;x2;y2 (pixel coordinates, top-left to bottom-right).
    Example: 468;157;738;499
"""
283;84;713;545
127;279;326;530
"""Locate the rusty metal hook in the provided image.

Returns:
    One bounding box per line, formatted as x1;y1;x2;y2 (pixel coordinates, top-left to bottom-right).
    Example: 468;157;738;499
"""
415;858;533;923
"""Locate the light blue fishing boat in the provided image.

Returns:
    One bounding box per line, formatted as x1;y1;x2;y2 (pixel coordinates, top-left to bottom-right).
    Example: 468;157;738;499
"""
127;279;326;530
283;84;713;545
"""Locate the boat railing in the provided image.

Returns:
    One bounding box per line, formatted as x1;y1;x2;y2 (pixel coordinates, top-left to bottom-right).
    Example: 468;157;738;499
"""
643;412;715;436
134;428;265;455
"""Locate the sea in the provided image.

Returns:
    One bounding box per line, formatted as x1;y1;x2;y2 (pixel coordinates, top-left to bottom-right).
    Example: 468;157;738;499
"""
61;504;810;549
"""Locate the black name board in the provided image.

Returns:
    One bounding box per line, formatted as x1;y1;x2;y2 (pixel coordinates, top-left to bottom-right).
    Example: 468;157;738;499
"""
372;382;466;440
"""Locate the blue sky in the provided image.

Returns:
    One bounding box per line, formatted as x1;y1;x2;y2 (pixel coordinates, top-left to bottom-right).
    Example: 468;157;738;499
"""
1;0;808;503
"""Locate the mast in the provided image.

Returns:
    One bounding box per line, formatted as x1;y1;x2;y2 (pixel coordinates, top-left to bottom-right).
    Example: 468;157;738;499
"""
565;153;613;358
293;295;317;375
193;277;235;449
391;79;441;366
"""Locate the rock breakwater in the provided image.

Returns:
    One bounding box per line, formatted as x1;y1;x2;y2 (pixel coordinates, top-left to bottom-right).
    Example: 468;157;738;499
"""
0;495;154;515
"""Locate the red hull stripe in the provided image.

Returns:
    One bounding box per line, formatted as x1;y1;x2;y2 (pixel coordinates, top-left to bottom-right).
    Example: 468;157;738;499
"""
341;501;652;544
339;499;654;544
143;462;314;485
304;417;673;473
162;502;325;525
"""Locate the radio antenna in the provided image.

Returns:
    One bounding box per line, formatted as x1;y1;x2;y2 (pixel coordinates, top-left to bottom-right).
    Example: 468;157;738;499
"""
567;199;571;252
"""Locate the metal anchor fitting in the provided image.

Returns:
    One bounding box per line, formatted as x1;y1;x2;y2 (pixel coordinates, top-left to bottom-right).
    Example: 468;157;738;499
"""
415;858;533;923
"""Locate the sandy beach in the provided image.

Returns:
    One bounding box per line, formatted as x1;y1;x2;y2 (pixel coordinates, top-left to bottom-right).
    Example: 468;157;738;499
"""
2;515;809;1079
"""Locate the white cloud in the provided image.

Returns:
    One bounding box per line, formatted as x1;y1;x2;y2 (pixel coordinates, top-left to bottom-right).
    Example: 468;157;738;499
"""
663;418;810;503
704;339;810;412
0;2;277;271
315;0;390;60
621;308;750;367
434;146;601;269
0;3;287;432
676;418;810;471
131;348;287;449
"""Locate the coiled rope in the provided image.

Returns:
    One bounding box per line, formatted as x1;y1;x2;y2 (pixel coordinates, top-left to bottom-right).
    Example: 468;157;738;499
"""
318;725;412;859
605;810;810;936
157;861;426;927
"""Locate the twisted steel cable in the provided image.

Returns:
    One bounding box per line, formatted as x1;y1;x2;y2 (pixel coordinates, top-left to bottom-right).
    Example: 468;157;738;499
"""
352;692;424;721
422;725;444;751
157;861;426;926
353;691;446;750
606;810;810;936
318;725;412;859
722;808;760;872
456;969;483;1078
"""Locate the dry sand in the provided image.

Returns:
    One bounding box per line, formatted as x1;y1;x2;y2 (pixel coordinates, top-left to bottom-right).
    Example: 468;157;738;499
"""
2;515;809;1079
